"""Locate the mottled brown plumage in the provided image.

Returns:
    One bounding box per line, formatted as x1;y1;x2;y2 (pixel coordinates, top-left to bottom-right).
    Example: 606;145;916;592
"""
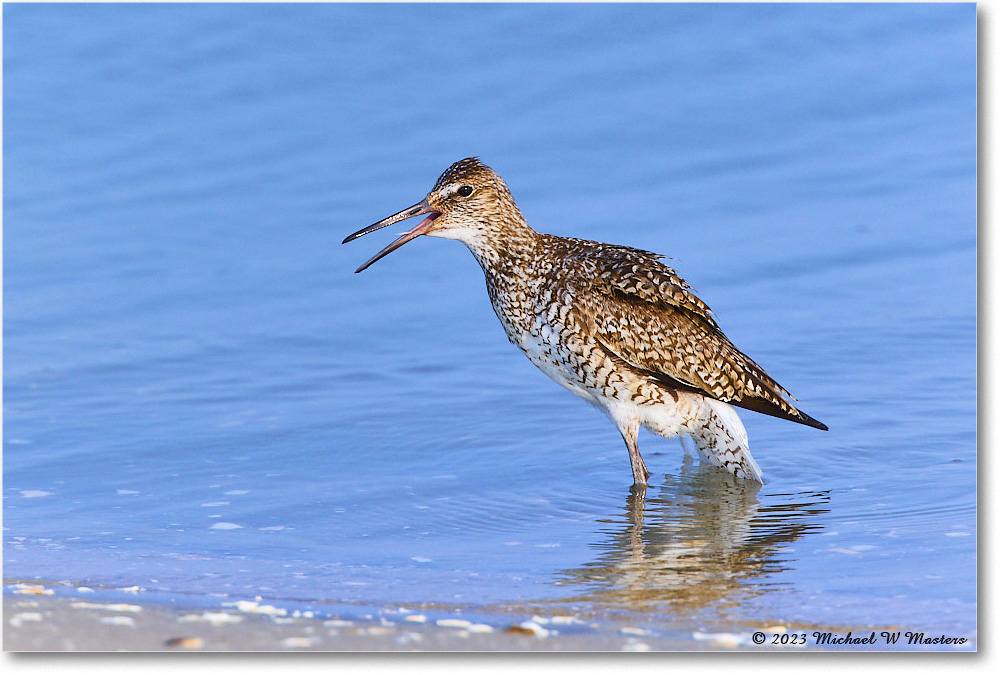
344;158;826;487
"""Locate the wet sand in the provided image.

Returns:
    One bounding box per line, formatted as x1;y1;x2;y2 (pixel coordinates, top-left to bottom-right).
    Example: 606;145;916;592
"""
4;582;980;654
3;591;711;652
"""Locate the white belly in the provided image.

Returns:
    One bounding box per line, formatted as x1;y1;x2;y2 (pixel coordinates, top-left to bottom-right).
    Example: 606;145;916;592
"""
513;323;599;405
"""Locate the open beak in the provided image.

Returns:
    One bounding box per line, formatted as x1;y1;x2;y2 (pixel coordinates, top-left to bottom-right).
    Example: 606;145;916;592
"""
343;198;441;273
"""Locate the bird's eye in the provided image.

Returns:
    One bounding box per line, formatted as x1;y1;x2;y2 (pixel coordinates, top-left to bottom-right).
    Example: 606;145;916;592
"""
457;185;474;197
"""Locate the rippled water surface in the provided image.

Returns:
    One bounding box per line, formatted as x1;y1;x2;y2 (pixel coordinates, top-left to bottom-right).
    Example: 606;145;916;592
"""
4;3;976;645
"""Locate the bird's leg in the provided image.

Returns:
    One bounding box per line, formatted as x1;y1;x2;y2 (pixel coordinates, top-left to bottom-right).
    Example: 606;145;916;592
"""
620;423;650;488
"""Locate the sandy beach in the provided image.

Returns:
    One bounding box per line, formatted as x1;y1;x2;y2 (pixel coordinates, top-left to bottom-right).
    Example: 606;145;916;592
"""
3;587;716;652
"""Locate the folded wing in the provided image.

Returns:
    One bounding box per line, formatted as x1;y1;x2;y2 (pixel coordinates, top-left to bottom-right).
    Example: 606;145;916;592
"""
565;243;827;431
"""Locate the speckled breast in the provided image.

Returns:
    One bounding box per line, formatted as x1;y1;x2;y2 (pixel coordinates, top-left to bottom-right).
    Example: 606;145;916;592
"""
483;260;634;407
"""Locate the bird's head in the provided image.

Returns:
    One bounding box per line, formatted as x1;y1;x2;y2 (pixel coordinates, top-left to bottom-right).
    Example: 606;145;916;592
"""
344;157;522;273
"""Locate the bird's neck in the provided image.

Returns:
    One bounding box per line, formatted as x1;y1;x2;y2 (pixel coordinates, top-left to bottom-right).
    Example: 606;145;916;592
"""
466;212;540;280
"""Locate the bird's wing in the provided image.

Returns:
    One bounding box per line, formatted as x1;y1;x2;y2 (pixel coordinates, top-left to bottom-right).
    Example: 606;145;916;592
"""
564;243;826;430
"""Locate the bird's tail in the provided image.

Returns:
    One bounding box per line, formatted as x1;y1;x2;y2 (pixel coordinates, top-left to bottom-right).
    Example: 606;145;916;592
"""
686;399;763;482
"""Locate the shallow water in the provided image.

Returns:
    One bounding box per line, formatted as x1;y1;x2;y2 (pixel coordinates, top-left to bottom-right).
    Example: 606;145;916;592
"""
3;3;976;646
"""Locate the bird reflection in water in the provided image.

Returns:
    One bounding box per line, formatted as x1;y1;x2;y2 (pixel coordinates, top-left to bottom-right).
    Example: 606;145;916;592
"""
555;461;830;614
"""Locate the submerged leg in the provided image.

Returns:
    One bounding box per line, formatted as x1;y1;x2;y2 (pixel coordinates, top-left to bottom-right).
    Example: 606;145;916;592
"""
620;422;650;487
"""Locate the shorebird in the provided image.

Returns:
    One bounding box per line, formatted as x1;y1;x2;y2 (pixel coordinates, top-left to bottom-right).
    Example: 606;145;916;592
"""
344;158;826;487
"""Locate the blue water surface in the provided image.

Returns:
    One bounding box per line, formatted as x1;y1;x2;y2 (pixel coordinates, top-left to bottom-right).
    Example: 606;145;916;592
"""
3;3;976;646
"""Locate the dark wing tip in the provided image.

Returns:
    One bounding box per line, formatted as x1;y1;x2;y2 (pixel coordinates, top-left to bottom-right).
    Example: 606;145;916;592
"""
727;395;828;431
787;405;828;430
786;408;830;431
802;414;829;431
